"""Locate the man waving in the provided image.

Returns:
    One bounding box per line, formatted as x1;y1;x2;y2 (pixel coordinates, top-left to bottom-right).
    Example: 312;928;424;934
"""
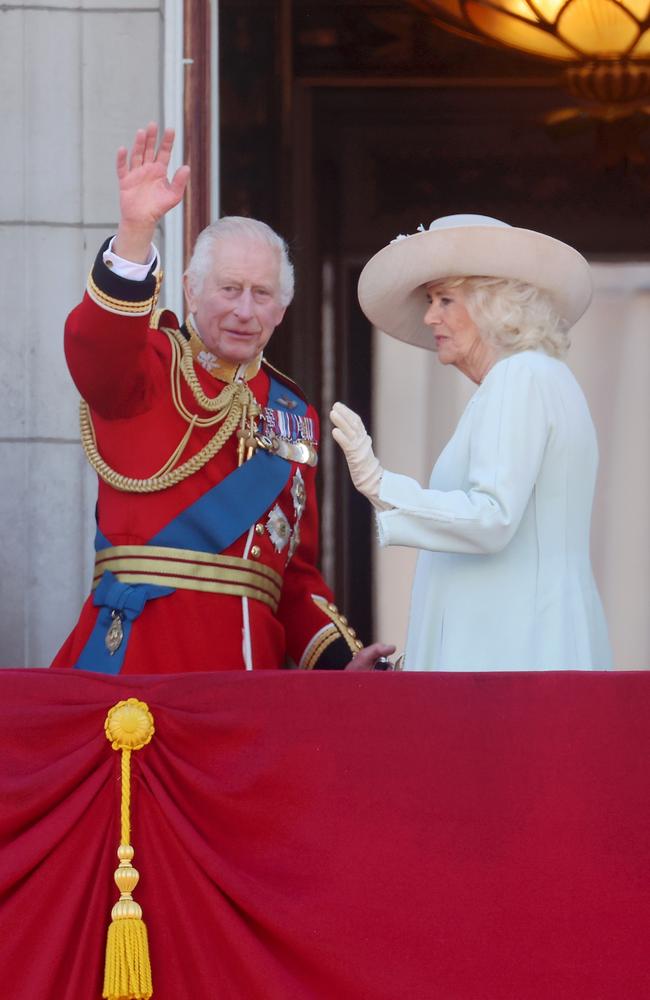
52;123;393;674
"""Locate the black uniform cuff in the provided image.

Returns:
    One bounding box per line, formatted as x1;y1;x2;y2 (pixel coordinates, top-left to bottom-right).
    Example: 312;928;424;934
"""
312;637;353;671
86;237;159;316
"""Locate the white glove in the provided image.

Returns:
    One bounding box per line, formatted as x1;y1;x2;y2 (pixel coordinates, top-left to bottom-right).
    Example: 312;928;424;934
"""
330;402;392;511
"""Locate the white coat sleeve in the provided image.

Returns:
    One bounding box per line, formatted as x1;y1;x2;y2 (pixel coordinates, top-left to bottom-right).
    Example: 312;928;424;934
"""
376;356;550;555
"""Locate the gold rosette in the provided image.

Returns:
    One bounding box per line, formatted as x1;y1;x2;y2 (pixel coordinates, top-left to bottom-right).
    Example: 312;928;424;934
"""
105;698;155;751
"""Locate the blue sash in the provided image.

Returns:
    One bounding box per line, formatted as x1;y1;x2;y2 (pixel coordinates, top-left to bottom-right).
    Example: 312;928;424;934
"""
74;373;306;673
151;448;292;552
74;571;174;674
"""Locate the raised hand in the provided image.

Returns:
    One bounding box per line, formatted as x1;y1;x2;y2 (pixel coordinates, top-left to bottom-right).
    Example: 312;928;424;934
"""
330;402;387;509
114;122;190;263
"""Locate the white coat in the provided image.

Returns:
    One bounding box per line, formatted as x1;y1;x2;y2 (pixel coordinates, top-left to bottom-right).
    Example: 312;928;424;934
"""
376;350;612;670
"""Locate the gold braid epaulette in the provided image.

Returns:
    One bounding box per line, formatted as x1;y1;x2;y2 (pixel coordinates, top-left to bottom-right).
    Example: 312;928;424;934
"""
79;327;259;493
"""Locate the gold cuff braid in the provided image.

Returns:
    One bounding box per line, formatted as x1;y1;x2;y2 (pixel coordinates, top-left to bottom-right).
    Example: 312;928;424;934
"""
299;624;341;669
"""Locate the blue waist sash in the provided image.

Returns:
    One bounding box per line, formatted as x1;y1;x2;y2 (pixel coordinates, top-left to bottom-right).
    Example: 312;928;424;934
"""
74;571;174;674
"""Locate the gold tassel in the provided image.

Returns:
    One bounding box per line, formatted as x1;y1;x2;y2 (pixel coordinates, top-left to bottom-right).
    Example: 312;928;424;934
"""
103;699;155;1000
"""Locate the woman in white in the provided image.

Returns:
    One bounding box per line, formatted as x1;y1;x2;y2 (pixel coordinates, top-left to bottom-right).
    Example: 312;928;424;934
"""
331;215;612;670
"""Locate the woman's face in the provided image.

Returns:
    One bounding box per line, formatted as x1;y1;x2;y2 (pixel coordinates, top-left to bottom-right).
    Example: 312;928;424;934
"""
423;283;484;371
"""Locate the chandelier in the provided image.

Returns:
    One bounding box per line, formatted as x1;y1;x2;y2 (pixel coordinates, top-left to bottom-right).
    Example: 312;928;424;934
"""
410;0;650;118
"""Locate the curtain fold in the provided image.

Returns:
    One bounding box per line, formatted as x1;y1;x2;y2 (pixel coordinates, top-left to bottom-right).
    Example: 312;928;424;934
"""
2;668;650;999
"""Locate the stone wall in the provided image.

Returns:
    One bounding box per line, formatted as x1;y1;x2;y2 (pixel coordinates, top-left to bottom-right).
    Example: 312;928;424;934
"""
0;1;164;665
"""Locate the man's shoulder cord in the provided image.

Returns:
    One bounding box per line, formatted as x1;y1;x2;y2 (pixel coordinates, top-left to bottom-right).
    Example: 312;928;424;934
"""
79;327;259;494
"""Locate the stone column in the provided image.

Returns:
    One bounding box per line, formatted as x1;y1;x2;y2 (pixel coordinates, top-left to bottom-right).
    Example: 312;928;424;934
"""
0;1;164;666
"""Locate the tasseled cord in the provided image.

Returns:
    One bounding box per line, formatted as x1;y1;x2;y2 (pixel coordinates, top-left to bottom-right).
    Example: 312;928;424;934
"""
103;699;155;1000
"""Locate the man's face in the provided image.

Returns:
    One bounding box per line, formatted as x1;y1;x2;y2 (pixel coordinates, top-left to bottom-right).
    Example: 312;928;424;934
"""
185;237;287;364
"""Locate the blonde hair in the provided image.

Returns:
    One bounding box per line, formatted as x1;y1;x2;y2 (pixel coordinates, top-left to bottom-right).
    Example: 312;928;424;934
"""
430;276;570;359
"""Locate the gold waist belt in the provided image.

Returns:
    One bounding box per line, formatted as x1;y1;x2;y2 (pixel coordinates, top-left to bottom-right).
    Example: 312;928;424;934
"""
93;545;282;613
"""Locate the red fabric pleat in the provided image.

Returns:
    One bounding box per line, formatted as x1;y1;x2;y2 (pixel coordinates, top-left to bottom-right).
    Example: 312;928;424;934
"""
2;668;650;999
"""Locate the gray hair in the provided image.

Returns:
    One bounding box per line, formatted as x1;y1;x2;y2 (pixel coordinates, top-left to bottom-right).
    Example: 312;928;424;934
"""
430;276;570;359
184;216;295;307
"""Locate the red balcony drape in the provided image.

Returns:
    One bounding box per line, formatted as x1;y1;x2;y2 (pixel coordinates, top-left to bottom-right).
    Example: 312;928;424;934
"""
2;668;650;999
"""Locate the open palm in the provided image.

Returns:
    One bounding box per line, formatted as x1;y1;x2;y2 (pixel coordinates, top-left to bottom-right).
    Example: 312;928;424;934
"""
117;123;190;228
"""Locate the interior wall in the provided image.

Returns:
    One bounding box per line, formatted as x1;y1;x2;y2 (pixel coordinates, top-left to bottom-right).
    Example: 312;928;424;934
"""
374;262;650;669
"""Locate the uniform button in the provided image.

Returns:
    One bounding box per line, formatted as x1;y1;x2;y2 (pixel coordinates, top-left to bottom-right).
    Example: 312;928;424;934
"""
339;615;348;626
255;523;264;535
355;640;363;650
348;628;356;638
250;545;261;558
328;602;337;613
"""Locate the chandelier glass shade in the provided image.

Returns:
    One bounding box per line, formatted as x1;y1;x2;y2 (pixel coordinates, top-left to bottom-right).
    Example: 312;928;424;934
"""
412;0;650;62
411;0;650;107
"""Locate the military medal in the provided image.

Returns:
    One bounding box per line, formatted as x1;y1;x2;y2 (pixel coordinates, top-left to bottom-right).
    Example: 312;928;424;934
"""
266;504;291;552
293;441;311;465
105;610;124;655
291;469;307;518
257;406;318;466
288;520;301;560
274;438;292;460
286;470;307;563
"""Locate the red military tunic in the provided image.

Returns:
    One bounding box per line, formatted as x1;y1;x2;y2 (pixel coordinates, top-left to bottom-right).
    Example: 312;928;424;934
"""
51;243;360;673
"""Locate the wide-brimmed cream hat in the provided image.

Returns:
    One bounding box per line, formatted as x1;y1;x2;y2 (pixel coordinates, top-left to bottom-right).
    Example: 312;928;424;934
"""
357;214;593;351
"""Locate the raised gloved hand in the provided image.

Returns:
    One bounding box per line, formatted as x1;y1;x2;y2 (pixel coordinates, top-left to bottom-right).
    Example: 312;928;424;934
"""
330;402;391;511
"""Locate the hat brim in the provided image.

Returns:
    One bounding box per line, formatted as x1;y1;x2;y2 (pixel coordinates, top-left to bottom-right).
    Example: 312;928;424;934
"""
357;225;593;351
